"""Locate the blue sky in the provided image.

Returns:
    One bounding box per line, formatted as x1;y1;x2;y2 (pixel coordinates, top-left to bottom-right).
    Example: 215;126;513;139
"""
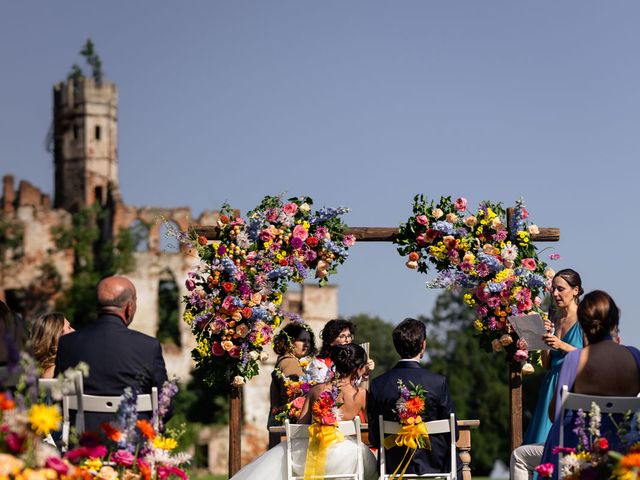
1;1;639;345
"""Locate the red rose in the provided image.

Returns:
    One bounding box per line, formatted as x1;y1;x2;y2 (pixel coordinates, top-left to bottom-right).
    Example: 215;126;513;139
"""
306;236;319;248
241;307;253;319
597;438;609;451
279;258;289;266
222;282;235;292
219;214;229;224
211;341;224;356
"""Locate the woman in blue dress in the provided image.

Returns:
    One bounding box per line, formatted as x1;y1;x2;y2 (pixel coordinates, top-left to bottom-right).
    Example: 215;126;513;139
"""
523;268;585;445
511;269;586;480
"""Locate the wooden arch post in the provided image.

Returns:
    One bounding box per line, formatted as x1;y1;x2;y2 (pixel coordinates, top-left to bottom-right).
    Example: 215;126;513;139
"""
198;216;560;474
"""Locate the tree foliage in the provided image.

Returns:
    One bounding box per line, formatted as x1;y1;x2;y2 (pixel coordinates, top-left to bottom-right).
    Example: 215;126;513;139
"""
67;38;104;84
53;205;136;328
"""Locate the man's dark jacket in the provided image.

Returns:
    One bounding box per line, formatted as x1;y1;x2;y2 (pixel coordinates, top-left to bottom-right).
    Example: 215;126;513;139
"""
56;314;168;433
368;361;460;476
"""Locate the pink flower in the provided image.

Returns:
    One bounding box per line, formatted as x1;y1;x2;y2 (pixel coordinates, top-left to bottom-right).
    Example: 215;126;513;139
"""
517;338;528;350
454;197;467;212
521;208;529;219
292;224;309;241
185;279;196;291
343;234;356;247
315;226;328;239
521;258;536;271
535;463;554;478
514;349;529;362
158;466;188;480
283;203;298;214
259;228;275;242
45;457;69;474
476;305;488;317
415;215;429;225
87;445;108;458
290;237;303;249
266;209;279;222
415;234;427;246
222;296;235;310
113;449;135;467
211;341;224;356
551;446;576;454
548;253;561;260
229;346;241;358
5;432;23;453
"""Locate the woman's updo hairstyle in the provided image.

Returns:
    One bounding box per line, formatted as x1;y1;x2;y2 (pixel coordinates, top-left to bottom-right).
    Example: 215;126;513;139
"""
554;269;584;300
329;343;367;377
272;323;317;356
577;290;620;343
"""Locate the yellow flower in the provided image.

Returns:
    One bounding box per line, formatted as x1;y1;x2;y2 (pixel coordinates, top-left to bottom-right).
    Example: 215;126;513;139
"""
28;404;61;435
494;269;513;283
463;293;475;306
83;458;103;471
474;320;485;331
153;435;178;451
302;221;310;230
196;338;210;357
487;208;497;220
274;293;283;305
183;311;195;326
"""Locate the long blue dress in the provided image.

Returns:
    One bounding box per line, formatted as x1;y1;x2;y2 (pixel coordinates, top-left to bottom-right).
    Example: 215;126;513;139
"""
523;321;584;444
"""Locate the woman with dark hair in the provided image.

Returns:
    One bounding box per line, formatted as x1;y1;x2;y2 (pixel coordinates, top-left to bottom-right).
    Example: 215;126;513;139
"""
538;290;640;479
525;269;586;444
29;312;74;378
512;269;586;479
232;343;377;480
267;322;317;447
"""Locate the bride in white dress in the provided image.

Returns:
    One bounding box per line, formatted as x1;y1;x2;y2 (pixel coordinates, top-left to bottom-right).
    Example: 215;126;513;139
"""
231;343;377;480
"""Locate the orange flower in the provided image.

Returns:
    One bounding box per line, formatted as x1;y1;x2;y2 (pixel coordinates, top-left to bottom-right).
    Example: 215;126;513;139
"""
0;393;15;410
222;282;235;292
405;396;425;416
408;252;420;262
197;235;208;245
138;462;152;480
619;452;640;469
136;419;156;440
100;422;122;442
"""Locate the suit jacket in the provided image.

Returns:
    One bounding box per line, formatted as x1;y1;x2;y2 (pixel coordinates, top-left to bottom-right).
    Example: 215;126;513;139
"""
55;314;168;433
368;361;460;476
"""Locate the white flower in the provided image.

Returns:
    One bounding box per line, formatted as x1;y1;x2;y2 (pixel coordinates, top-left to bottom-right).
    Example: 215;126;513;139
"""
528;224;540;235
248;351;260;361
589;401;601;437
231;376;245;387
299;203;311;213
501;244;518;262
259;351;270;362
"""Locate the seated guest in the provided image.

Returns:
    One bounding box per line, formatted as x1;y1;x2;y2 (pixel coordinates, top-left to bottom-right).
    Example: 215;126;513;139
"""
267;322;316;448
55;276;168;433
314;318;374;380
539;290;640;479
30;312;75;378
368;318;460;476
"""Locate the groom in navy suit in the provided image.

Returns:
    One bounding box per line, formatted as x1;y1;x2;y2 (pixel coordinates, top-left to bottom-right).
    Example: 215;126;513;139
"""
368;318;461;476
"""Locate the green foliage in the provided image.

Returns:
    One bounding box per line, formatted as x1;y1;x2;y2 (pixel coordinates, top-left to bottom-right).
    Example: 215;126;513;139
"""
157;279;181;346
66;39;104;84
348;313;399;379
0;217;24;262
54;205;136;328
171;368;229;425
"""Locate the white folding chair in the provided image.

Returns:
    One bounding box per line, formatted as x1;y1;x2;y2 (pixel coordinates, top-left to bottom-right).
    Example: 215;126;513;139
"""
284;417;365;480
38;374;83;449
379;413;457;480
558;385;640;462
63;384;158;449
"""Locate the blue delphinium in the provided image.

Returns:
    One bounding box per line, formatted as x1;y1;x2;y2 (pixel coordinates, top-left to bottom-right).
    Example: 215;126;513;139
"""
432;221;456;235
309;206;350;225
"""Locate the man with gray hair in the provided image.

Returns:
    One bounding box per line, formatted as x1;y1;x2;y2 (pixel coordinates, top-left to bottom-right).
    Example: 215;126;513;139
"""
56;276;168;432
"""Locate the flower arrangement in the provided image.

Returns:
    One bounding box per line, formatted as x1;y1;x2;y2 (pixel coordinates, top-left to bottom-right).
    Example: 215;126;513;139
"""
536;403;640;479
395;195;555;366
312;383;341;427
382;380;431;479
64;381;191;480
181;194;355;387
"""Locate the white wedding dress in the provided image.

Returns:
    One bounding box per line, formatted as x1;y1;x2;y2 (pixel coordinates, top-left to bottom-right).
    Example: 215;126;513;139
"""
230;436;377;480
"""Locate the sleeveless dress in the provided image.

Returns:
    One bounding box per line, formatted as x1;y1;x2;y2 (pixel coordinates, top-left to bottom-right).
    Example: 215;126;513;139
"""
523;321;584;444
538;344;640;480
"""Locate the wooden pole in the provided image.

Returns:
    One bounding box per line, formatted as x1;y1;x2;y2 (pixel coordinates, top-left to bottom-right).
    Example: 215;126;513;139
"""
196;225;560;243
229;386;242;477
506;207;523;451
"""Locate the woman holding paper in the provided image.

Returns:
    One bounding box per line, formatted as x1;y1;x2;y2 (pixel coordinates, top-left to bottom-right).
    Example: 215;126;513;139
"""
525;269;586;444
510;269;586;479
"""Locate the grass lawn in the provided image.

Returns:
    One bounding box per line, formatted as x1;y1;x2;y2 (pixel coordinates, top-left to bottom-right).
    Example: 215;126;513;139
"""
193;476;505;480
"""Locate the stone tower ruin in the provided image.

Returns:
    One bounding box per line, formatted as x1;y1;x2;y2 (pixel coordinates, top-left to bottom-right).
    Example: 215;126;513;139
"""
53;78;119;212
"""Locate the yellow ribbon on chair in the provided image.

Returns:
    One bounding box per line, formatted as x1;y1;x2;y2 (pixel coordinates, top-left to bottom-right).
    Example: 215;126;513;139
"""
303;423;344;480
382;418;431;480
